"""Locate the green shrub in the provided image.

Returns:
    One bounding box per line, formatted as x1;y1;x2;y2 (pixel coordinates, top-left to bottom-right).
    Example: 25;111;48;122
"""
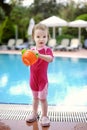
56;34;73;44
76;14;87;21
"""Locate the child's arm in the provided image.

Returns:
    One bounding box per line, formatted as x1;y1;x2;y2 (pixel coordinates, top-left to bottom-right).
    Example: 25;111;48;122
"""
38;53;53;62
31;49;53;63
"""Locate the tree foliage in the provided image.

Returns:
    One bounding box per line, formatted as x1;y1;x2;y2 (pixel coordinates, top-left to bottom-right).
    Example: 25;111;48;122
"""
0;0;12;16
0;17;15;43
0;0;87;44
29;0;60;21
0;6;5;23
10;6;30;38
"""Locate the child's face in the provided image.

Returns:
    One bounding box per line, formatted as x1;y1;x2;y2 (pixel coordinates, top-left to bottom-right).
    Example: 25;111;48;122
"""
34;29;48;48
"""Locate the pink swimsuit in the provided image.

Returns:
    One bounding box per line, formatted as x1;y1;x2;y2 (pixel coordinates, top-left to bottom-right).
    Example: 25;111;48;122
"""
29;46;53;99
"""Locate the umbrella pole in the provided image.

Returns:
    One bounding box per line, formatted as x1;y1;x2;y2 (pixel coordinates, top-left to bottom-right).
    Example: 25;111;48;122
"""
78;27;81;44
53;27;55;39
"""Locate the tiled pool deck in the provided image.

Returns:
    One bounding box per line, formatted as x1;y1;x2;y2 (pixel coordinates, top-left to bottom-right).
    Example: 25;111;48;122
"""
0;49;87;130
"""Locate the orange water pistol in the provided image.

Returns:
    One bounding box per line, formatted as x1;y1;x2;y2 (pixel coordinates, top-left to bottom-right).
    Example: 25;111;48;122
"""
21;49;38;66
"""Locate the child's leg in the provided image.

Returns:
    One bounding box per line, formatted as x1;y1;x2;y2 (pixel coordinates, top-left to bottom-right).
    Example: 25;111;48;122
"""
32;98;39;115
26;98;39;122
40;99;48;117
40;99;50;126
38;84;50;126
39;83;48;116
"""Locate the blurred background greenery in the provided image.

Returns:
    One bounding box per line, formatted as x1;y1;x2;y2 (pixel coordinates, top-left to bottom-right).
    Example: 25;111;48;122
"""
0;0;87;45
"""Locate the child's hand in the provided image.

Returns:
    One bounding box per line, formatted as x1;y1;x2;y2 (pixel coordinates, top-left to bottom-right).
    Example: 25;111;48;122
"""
30;49;39;57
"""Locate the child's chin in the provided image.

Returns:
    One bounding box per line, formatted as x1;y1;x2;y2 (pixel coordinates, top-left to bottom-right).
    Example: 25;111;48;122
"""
39;44;44;47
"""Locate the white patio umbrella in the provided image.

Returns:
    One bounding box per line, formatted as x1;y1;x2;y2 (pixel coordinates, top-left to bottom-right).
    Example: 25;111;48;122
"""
68;20;87;44
40;16;68;38
27;18;35;36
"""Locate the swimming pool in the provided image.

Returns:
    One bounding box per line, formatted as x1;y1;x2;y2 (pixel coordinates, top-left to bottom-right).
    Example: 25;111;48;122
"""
0;54;87;106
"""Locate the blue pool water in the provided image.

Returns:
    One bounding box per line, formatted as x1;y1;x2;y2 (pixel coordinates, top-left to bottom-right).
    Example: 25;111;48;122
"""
0;54;87;106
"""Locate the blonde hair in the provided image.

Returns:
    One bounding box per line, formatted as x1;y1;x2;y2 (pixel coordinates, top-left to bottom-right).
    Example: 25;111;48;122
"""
32;23;50;40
